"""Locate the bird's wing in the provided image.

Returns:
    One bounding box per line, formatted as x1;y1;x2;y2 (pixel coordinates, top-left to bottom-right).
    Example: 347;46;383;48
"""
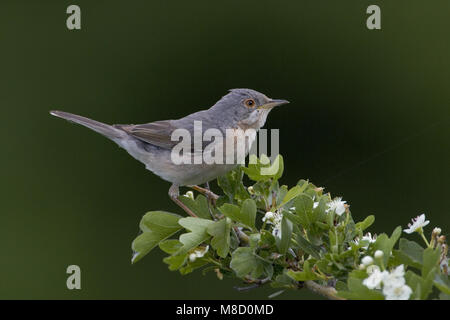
115;120;180;150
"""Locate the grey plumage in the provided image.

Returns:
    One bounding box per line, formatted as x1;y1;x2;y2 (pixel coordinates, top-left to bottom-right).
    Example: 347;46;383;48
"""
50;89;289;217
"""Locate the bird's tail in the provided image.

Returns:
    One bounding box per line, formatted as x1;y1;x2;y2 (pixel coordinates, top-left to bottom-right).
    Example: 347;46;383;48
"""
50;110;126;140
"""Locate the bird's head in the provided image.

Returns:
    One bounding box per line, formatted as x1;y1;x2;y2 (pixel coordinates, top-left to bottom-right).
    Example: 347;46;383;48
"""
211;88;289;130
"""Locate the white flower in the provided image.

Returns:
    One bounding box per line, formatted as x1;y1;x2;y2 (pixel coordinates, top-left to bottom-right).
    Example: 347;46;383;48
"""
374;250;384;259
262;211;283;239
362;256;374;266
363;264;412;300
363;269;388;289
189;253;197;262
326;197;347;216
247;186;255;195
383;284;412;300
366;265;380;275
352;232;376;250
362;232;377;244
313;202;319;209
189;245;209;262
383;265;406;289
263;211;283;225
403;214;430;234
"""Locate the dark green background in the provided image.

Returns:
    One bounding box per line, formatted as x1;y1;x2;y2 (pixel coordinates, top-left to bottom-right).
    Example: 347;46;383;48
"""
1;1;449;299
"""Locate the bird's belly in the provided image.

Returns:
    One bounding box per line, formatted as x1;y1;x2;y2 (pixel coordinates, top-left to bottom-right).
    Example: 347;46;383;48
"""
150;159;237;186
118;137;238;186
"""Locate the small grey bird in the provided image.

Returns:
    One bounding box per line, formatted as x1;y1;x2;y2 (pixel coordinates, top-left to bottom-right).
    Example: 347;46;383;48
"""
50;88;289;217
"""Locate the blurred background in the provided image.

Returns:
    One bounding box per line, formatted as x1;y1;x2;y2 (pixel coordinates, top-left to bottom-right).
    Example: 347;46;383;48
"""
0;0;449;299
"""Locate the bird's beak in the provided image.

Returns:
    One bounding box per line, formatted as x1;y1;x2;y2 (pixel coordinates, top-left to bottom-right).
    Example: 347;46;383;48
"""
258;99;290;110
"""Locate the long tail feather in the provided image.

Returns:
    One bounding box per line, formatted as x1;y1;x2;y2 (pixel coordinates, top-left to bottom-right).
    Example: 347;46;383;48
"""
50;110;126;140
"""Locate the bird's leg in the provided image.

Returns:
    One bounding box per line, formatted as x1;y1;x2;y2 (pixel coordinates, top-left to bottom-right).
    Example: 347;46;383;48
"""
203;181;218;220
169;184;198;218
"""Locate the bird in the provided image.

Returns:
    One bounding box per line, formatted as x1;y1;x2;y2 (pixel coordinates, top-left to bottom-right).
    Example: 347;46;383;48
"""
50;88;289;217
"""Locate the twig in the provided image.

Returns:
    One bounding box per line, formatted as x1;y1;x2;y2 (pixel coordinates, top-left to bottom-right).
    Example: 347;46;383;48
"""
234;277;270;291
234;226;250;245
304;280;345;300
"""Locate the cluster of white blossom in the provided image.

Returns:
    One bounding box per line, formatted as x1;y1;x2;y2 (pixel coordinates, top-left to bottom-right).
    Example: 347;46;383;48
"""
363;261;412;300
263;211;283;238
360;213;447;300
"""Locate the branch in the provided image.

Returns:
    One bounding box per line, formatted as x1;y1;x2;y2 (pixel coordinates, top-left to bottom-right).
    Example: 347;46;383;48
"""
305;281;345;300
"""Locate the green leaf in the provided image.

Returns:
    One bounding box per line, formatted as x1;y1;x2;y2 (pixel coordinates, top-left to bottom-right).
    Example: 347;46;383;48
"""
271;154;284;181
207;218;232;258
405;270;423;300
271;273;296;289
393;239;424;269
373;226;402;266
230;247;273;279
275;184;289;208
131;211;183;264
276;216;293;254
139;211;183;234
286;261;318;281
163;254;187;271
434;274;450;295
337;276;385;300
240;199;257;228
295;179;310;193
175;217;214;255
293;194;314;216
180;258;209;275
421;267;437;300
242;154;284;181
390;226;402;247
295;233;321;259
355;215;375;232
283;210;303;225
278;185;303;208
312;196;327;222
242;155;268;181
159;239;182;254
178;195;212;220
422;247;441;278
217;166;249;202
218;203;240;221
405;257;439;300
292;194;315;227
219;199;256;229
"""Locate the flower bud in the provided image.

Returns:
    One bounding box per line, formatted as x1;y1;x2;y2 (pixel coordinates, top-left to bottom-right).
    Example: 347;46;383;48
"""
362;256;374;266
247;186;255;195
189;253;197;262
185;191;194;200
374;250;384;259
264;212;274;220
433;227;442;236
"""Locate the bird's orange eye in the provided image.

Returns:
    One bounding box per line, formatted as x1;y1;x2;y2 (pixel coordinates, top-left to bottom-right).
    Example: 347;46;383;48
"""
244;99;256;108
